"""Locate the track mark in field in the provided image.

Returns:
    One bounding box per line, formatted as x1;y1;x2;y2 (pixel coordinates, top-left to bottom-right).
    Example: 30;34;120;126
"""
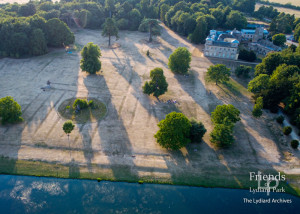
33;91;66;136
118;95;127;116
24;92;54;124
22;92;43;113
129;98;139;126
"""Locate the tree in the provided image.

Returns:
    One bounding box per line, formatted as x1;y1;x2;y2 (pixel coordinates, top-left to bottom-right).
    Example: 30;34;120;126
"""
18;3;36;17
207;64;231;85
188;16;207;44
225;10;247;30
272;34;286;46
45;18;74;47
143;68;168;99
248;74;270;94
238;49;256;62
190;119;207;143
168;47;191;74
160;4;170;23
252;97;263;118
283;126;292;135
102;18;118;46
63;120;75;141
294;23;300;42
235;65;251;78
210;123;234;147
0;96;23;124
105;0;115;18
154;112;191;150
254;52;283;76
80;42;101;74
211;104;241;125
138;19;160;42
29;28;48;56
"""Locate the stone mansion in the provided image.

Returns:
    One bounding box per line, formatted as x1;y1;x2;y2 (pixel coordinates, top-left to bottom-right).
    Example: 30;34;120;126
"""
204;27;279;60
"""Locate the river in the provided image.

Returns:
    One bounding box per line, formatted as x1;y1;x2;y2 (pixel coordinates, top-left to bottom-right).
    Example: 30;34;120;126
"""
0;175;299;213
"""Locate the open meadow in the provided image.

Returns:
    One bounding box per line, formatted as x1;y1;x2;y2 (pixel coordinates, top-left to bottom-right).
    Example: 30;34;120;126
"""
0;24;300;195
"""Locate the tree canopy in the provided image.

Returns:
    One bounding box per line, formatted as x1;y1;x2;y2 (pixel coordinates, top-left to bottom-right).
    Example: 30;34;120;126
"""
207;64;231;85
272;34;286;46
211;104;241;125
0;96;23;124
143;68;168;98
154;112;191;150
168;47;191;74
80;42;102;74
102;18;118;46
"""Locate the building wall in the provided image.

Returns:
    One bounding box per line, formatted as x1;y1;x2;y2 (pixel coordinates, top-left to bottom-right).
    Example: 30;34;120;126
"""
204;44;238;60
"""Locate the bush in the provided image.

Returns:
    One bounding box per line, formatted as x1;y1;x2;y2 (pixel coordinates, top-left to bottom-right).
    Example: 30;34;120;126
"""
0;96;23;124
73;99;88;110
168;47;191;74
154;112;191;150
252;107;262;117
146;50;150;57
88;100;95;108
190;119;207;143
290;140;299;149
276;116;285;124
235;65;252;78
283;126;292;135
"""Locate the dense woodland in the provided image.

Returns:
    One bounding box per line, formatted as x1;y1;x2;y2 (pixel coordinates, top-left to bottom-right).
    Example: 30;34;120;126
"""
1;0;299;58
249;45;300;130
0;0;257;58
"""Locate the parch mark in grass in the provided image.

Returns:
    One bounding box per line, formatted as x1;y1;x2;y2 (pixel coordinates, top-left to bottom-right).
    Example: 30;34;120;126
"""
58;98;107;124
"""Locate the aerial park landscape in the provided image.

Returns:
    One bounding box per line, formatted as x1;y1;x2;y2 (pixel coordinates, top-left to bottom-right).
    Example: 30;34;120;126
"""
0;0;300;212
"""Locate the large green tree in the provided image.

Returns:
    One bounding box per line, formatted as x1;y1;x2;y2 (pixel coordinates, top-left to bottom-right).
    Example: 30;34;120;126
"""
272;34;287;46
168;47;191;74
210;122;234;147
143;68;168;99
211;104;241;125
29;28;48;56
45;18;74;47
102;18;119;46
154;112;191;150
207;64;231;85
225;10;247;30
0;96;23;124
138;19;160;42
80;42;101;74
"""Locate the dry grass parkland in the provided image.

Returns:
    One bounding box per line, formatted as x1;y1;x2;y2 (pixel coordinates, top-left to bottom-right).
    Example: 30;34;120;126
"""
0;25;300;196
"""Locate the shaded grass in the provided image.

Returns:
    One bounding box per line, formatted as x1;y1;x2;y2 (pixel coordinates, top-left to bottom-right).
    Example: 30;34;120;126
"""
221;78;252;98
58;98;107;124
0;156;299;197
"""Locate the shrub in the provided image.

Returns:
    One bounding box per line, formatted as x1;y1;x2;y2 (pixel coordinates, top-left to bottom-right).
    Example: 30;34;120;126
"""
0;96;23;124
276;116;285;124
235;65;252;78
154;112;191;150
146;50;150;57
88;100;94;108
290;140;299;149
66;106;70;109
252;107;262;117
283;126;292;135
190;119;207;143
73;99;88;110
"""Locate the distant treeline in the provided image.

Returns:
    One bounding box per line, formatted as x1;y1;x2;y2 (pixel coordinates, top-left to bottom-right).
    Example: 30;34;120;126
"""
257;0;300;11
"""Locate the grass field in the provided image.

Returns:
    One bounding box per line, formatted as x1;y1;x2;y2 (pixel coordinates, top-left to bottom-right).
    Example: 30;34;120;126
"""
0;24;300;196
256;3;300;17
264;0;300;7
